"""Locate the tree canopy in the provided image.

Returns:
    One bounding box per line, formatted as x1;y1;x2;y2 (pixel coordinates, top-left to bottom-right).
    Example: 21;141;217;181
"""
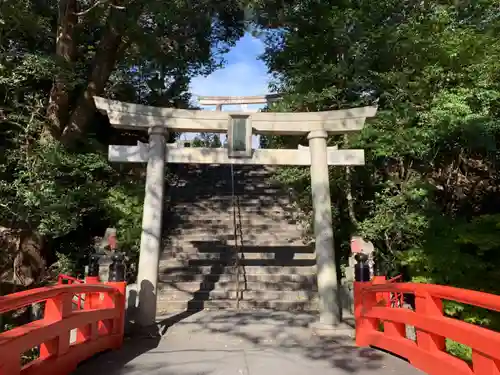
257;0;500;347
0;0;248;282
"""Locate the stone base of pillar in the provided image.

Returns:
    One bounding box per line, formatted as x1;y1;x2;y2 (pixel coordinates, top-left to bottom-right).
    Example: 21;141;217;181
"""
125;322;164;339
309;320;355;338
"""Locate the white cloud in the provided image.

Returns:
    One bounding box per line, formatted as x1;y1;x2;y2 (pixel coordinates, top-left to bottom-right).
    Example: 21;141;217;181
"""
190;61;270;99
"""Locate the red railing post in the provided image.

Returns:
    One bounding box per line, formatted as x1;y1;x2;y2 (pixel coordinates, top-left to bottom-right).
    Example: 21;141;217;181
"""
39;292;73;359
0;353;21;375
472;351;500;374
105;281;126;349
353;281;500;375
84;277;101;311
354;280;378;346
0;283;127;375
85;253;101;311
372;275;389;306
414;291;445;352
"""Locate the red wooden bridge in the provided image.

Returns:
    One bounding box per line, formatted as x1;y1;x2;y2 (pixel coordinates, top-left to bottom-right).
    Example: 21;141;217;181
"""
355;278;500;374
1;275;499;375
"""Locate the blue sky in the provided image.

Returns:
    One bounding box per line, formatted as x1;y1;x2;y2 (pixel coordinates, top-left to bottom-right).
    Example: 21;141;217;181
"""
186;32;272;148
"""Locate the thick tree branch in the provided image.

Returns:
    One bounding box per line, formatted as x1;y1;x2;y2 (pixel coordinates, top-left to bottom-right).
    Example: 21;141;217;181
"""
74;0;125;16
74;0;107;15
46;0;78;138
60;3;127;146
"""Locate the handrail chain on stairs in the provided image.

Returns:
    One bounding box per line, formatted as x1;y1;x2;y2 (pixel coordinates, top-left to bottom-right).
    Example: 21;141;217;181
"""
230;164;246;309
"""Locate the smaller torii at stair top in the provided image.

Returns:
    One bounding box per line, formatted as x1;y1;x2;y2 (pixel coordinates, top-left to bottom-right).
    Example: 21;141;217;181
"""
196;93;282;111
94;95;377;330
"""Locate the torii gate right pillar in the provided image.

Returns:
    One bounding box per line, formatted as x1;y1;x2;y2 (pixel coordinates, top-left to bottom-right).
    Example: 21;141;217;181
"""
308;129;340;326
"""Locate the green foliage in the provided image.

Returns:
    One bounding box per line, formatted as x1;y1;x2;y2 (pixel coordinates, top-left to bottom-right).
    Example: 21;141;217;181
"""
258;0;500;337
446;339;472;363
0;126;147;274
105;182;145;256
1;140;111;236
191;133;223;148
0;0;252;283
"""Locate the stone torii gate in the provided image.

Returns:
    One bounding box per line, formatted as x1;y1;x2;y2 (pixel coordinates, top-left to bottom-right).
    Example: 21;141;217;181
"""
94;96;377;328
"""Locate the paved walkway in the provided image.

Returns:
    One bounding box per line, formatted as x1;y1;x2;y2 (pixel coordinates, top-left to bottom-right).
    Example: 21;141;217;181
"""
74;310;424;375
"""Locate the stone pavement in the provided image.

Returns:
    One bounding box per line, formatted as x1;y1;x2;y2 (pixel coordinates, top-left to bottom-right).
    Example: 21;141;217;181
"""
73;310;424;375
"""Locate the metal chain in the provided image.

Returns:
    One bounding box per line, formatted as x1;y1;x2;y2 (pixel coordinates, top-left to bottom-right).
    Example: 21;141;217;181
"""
230;163;242;308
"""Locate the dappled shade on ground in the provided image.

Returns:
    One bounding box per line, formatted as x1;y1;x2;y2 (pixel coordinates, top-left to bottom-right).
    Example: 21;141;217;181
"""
73;310;423;375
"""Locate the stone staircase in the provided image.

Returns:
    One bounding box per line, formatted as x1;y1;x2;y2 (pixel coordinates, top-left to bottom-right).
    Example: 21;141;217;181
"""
157;164;318;313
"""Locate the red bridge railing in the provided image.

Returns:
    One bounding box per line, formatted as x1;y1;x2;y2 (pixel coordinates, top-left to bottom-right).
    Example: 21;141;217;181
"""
354;280;500;375
0;282;126;375
57;275;85;310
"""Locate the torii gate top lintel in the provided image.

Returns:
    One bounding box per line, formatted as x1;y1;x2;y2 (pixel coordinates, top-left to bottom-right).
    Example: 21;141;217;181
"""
93;96;378;136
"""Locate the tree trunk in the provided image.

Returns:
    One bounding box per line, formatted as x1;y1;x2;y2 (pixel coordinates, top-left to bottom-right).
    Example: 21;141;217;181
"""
60;5;127;146
46;0;78;138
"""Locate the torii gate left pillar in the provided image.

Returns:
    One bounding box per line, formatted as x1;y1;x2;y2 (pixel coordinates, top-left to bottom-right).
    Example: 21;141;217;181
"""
308;129;339;326
94;96;377;328
135;126;167;326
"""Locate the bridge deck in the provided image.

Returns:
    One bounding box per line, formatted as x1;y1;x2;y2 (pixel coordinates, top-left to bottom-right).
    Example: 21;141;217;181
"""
73;310;423;375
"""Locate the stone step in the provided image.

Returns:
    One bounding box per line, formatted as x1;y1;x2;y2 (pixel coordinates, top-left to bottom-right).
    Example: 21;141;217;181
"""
167;213;296;221
170;194;289;202
160;257;316;273
164;242;307;251
166;228;301;239
165;236;304;246
159;257;316;269
170;186;284;194
173;171;279;182
158;264;316;277
165;218;297;228
165;236;306;245
162;244;313;255
156;298;318;314
158;280;317;294
169;206;296;217
172;182;282;190
158;272;316;284
158;288;316;302
174;205;295;214
173;164;277;174
167;212;295;222
166;226;302;236
160;248;315;261
166;220;298;230
164;237;307;248
166;227;303;235
169;205;294;215
171;197;291;206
